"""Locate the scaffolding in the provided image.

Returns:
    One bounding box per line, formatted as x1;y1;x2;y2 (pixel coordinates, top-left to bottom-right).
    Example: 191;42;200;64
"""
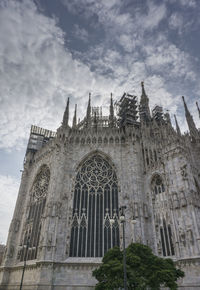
152;105;163;122
117;93;138;127
27;125;56;153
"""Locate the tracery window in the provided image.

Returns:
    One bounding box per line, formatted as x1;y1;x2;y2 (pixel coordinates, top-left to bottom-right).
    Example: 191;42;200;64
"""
152;174;165;195
70;154;119;257
19;165;50;261
160;219;175;257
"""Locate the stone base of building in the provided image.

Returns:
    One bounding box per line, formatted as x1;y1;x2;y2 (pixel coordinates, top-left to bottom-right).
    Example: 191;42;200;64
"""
0;257;200;289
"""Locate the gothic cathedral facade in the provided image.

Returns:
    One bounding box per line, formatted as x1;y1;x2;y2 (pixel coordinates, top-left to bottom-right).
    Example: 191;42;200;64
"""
0;83;200;289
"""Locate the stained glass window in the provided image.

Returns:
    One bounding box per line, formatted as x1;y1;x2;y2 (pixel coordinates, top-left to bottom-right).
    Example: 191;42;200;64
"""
70;154;119;257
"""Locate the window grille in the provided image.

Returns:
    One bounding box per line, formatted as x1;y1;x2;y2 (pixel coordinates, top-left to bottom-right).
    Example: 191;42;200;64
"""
70;155;119;257
19;165;50;261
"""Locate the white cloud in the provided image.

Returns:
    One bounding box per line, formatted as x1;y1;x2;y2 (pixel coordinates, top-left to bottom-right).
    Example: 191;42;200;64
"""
142;1;167;30
169;13;183;31
179;0;196;7
0;0;121;150
73;24;89;43
0;175;19;244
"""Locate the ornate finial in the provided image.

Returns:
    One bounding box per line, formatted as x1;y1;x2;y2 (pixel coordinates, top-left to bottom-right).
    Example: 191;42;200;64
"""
141;81;144;87
62;97;70;127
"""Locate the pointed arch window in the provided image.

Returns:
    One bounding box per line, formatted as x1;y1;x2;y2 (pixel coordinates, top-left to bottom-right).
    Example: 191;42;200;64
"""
152;174;165;195
19;165;50;261
70;154;119;257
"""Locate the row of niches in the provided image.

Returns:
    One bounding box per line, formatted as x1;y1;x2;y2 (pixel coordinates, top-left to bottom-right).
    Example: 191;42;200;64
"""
68;136;127;145
58;133;139;145
170;190;200;209
153;189;200;210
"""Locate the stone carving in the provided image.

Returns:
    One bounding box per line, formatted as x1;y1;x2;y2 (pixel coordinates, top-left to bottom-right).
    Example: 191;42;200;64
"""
180;164;188;180
179;227;186;246
180;190;187;207
9;218;20;233
134;202;139;217
187;229;194;244
143;203;148;218
47;233;53;250
157;240;162;255
7;245;14;258
172;192;180;209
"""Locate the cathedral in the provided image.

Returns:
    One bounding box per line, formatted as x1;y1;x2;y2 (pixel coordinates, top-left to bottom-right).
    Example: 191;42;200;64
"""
0;83;200;289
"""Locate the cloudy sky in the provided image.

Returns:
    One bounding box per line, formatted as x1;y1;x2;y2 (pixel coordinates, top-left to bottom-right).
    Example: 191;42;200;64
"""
0;0;199;243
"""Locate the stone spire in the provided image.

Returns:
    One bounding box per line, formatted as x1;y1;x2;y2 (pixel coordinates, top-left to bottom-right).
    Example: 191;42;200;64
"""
109;93;114;127
139;81;151;122
174;114;181;136
182;96;199;139
86;93;91;126
72;104;77;128
196;102;200;119
62;97;69;128
87;93;91;118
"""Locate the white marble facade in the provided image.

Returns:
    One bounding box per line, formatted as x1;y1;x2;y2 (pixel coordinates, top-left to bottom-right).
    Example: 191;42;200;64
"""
0;85;200;289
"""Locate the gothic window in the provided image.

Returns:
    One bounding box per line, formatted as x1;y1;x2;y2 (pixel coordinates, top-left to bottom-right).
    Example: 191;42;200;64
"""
152;175;165;195
160;219;175;257
19;165;50;261
69;154;119;257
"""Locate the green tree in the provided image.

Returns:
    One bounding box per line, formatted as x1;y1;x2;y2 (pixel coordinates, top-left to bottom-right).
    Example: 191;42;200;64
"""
92;243;184;290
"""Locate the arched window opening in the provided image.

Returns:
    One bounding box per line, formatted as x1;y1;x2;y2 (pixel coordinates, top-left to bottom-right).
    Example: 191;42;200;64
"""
70;154;119;257
152;175;165;195
160;219;175;257
19;165;50;261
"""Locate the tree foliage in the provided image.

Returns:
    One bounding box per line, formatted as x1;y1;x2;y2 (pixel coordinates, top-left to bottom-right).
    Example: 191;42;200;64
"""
92;243;184;290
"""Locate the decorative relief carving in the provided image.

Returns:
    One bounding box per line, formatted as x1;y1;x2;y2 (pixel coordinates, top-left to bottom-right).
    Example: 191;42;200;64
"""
9;218;20;233
32;165;50;200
